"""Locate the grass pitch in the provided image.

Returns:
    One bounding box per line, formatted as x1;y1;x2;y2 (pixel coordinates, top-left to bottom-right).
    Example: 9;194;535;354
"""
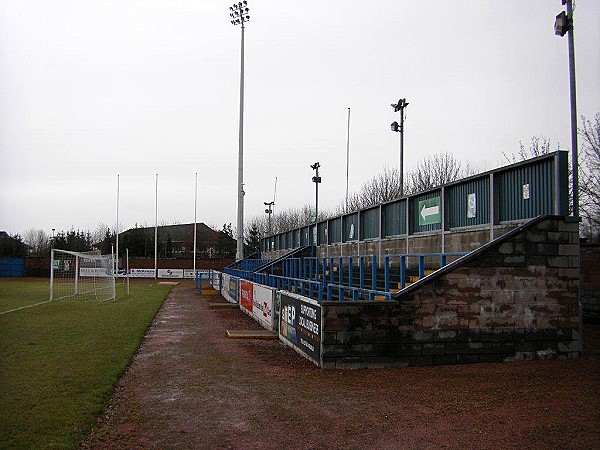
0;279;173;450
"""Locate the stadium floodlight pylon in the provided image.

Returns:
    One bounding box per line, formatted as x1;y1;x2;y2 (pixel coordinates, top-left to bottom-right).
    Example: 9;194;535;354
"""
50;249;116;301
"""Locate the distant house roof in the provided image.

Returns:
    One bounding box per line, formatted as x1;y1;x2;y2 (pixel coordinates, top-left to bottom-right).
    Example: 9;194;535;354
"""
121;223;232;243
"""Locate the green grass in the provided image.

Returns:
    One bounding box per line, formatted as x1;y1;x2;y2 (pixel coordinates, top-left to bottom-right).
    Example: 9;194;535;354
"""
0;279;52;313
0;279;173;450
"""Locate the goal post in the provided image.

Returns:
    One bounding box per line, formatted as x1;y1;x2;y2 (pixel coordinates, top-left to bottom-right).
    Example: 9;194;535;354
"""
50;249;116;302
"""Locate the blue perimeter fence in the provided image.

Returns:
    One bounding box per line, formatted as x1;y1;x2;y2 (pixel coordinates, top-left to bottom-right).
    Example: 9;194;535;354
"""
221;252;467;302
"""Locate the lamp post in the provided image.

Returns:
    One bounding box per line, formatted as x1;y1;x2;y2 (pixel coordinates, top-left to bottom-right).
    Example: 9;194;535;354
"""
391;98;409;198
51;228;55;250
264;201;274;251
554;0;579;218
229;1;250;261
310;162;321;223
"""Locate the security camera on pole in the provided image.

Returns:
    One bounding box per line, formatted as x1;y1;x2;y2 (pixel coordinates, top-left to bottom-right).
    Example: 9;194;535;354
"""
391;98;409;198
310;162;321;223
264;201;274;249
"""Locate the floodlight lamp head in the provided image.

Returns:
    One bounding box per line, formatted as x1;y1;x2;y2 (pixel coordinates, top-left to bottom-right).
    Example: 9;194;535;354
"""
554;11;569;36
391;121;400;132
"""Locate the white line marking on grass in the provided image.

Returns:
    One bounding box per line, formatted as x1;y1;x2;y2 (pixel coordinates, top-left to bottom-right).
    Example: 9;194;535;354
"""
0;300;53;315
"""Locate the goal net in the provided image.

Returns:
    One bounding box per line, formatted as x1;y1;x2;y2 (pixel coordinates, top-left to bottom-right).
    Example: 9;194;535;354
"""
50;249;116;301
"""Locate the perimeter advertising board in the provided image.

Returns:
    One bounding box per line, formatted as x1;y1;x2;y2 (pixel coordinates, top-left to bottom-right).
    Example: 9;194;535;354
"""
79;268;107;277
279;292;321;366
252;284;276;330
184;269;209;279
129;268;156;278
210;271;222;290
220;273;239;303
158;268;184;279
238;281;277;331
240;280;253;312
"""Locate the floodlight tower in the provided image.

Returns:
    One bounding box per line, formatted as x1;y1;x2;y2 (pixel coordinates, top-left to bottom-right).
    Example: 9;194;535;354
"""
554;0;579;217
229;1;250;261
391;98;409;197
311;162;321;223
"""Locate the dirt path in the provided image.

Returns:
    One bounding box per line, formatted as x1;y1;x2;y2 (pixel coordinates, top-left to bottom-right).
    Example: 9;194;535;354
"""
81;281;600;450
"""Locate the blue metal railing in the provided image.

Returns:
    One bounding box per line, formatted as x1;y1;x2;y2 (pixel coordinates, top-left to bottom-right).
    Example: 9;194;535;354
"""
224;252;467;303
384;252;467;291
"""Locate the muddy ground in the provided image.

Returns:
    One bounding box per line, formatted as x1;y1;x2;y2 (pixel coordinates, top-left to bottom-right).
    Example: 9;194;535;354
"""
81;281;600;450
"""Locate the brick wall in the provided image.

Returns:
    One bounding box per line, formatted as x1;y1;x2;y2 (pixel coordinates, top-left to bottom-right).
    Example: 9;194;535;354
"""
321;216;581;369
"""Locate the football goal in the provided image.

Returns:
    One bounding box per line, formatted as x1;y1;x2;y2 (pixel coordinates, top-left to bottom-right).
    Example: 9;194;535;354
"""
50;249;116;301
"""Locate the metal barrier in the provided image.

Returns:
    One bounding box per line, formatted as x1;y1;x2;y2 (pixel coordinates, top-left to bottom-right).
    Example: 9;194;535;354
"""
225;251;466;302
383;253;467;290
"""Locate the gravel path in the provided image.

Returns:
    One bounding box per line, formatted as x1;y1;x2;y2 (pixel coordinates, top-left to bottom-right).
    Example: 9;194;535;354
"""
81;281;600;450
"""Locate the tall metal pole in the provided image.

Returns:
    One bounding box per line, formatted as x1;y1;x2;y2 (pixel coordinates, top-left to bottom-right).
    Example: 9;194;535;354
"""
236;20;245;261
399;108;404;198
345;107;351;212
154;173;158;280
116;174;120;277
391;99;408;198
193;172;198;273
311;162;321;223
555;0;579;217
566;0;579;217
230;1;250;261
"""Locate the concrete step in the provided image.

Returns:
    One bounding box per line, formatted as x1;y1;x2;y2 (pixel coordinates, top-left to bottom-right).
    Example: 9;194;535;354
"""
208;302;238;309
226;329;278;340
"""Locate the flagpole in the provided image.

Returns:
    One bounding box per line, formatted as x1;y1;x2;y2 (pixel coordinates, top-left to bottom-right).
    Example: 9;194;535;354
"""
154;173;158;280
345;107;351;212
116;174;120;277
193;172;198;274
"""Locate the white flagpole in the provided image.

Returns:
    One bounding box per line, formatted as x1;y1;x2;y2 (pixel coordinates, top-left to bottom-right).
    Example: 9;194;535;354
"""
126;248;130;296
116;174;120;277
154;173;158;280
193;172;197;274
345;107;351;212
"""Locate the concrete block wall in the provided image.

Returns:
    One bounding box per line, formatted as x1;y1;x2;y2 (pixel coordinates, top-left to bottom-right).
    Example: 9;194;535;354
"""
265;223;519;264
321;216;581;369
580;243;600;321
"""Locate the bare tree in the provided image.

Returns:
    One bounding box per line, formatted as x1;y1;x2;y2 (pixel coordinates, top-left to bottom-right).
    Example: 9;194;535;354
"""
580;113;600;241
273;204;325;233
503;135;555;164
253;152;472;238
23;229;50;255
405;152;473;194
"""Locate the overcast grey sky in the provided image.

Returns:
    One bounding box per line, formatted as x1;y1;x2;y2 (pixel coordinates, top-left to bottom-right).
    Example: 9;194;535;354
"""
1;0;599;237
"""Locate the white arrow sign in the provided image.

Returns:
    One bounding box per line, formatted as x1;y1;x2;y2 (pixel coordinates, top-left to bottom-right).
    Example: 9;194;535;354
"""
420;204;440;220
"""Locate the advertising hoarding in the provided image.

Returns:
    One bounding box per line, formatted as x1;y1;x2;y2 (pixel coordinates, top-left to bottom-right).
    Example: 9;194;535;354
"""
158;268;184;279
79;268;107;277
240;280;253;312
220;274;239;303
238;282;277;331
253;284;276;330
279;292;321;365
184;269;209;279
129;268;156;278
228;277;239;303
